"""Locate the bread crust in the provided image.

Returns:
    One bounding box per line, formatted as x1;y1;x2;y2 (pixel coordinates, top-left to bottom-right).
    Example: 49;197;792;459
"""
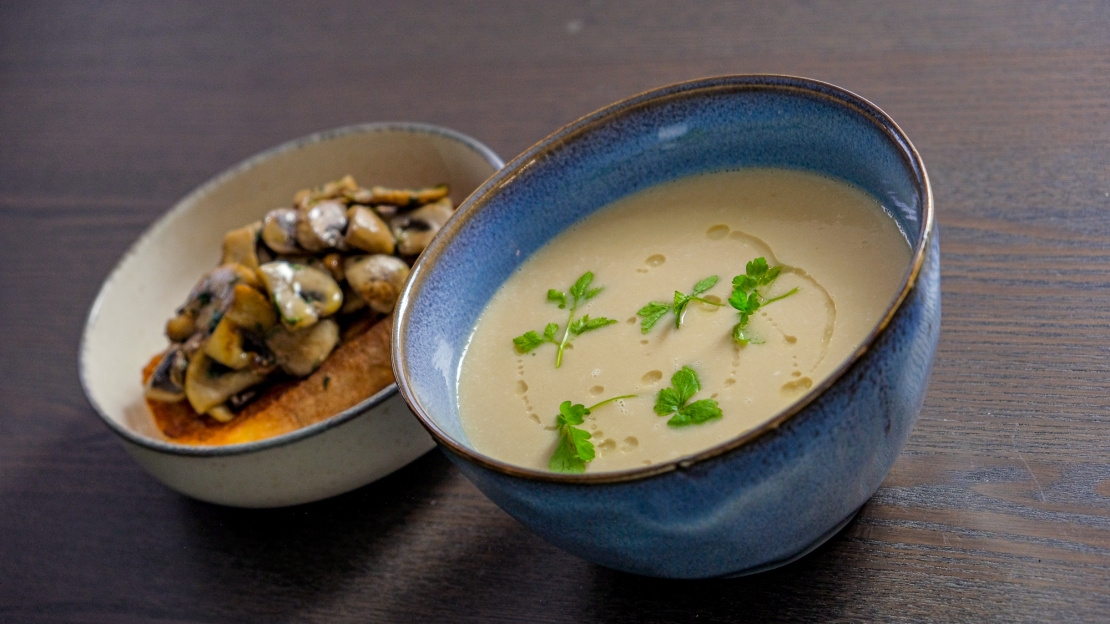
143;317;394;445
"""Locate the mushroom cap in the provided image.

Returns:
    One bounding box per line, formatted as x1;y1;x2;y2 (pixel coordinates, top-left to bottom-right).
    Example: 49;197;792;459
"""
144;346;188;402
259;261;344;329
261;208;301;254
265;318;340;377
343;254;410;314
345;205;395;255
296;200;348;253
391;197;454;256
183;352;267;416
221;221;263;271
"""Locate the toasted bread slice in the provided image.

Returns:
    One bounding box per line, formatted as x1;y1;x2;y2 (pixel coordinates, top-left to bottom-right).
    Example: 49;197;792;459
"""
143;317;395;445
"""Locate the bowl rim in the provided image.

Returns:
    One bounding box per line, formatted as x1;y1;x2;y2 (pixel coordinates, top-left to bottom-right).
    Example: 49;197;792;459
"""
78;121;504;458
394;74;935;484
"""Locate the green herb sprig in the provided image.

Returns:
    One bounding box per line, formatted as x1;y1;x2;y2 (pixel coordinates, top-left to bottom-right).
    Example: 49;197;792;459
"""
549;395;636;473
729;258;798;345
653;366;722;427
513;272;617;368
637;275;724;334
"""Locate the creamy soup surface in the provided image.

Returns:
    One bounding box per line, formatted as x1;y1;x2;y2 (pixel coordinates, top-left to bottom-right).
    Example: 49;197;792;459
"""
456;168;910;472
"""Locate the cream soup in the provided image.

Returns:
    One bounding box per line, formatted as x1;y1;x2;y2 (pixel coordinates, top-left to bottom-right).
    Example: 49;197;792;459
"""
457;168;910;472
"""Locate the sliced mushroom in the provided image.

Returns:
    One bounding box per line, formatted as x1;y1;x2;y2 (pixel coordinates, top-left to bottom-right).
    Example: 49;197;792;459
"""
205;317;251;370
180;332;206;359
184;352;267;418
220;221;262;271
345;205;395;254
176;263;262;340
227;262;263;290
391;196;454;256
259;261;343;328
261;208;300;254
271;254;328;274
207;320;276;371
206;405;237;424
144;346;189;402
265;318;340;377
223;284;279;332
256;243;275;264
321;252;345;282
203;285;278;370
296;200;348;252
178;267;232;318
204;317;277;373
338;282;367;314
295;175;358;208
371;203;400;219
369;184;449;207
165;312;196;342
344;254;410;314
344;185;374;205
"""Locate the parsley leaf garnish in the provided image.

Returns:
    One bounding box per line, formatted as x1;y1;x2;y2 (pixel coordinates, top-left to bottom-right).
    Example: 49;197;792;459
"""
653;366;722;427
513;272;617;368
549;395;636;473
637;275;723;333
547;289;567;308
636;301;671;333
512;322;558;353
729;257;798;345
673;275;720;329
549;401;593;473
668;399;723;427
568;314;616;335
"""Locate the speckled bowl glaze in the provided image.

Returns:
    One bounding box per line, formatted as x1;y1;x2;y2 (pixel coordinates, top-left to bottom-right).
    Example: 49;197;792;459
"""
80;123;503;508
394;76;939;578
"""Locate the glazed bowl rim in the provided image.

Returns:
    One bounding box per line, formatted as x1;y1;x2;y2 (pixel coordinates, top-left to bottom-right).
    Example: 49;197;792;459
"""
79;121;504;458
393;74;934;484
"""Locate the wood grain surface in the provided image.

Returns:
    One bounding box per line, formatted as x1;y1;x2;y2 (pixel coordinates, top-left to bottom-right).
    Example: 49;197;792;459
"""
3;2;1109;622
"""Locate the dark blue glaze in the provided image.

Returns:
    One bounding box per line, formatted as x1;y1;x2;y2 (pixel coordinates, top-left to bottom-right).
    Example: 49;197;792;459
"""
394;75;939;578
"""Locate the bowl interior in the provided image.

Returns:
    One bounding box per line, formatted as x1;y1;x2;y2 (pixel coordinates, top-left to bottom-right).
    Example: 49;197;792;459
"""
397;76;929;467
81;123;502;450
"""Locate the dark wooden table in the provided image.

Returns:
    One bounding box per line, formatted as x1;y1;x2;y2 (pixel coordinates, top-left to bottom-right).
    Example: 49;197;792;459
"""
4;2;1109;621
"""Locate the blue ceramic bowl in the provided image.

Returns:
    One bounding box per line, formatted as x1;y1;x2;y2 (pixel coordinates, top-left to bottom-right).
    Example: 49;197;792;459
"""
393;75;939;578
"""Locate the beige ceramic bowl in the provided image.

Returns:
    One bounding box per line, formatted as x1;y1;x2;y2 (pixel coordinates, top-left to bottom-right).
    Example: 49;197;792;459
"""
80;123;503;508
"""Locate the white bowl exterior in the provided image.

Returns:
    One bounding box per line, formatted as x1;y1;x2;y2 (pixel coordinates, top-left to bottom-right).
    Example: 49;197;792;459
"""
81;124;501;506
122;392;433;507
